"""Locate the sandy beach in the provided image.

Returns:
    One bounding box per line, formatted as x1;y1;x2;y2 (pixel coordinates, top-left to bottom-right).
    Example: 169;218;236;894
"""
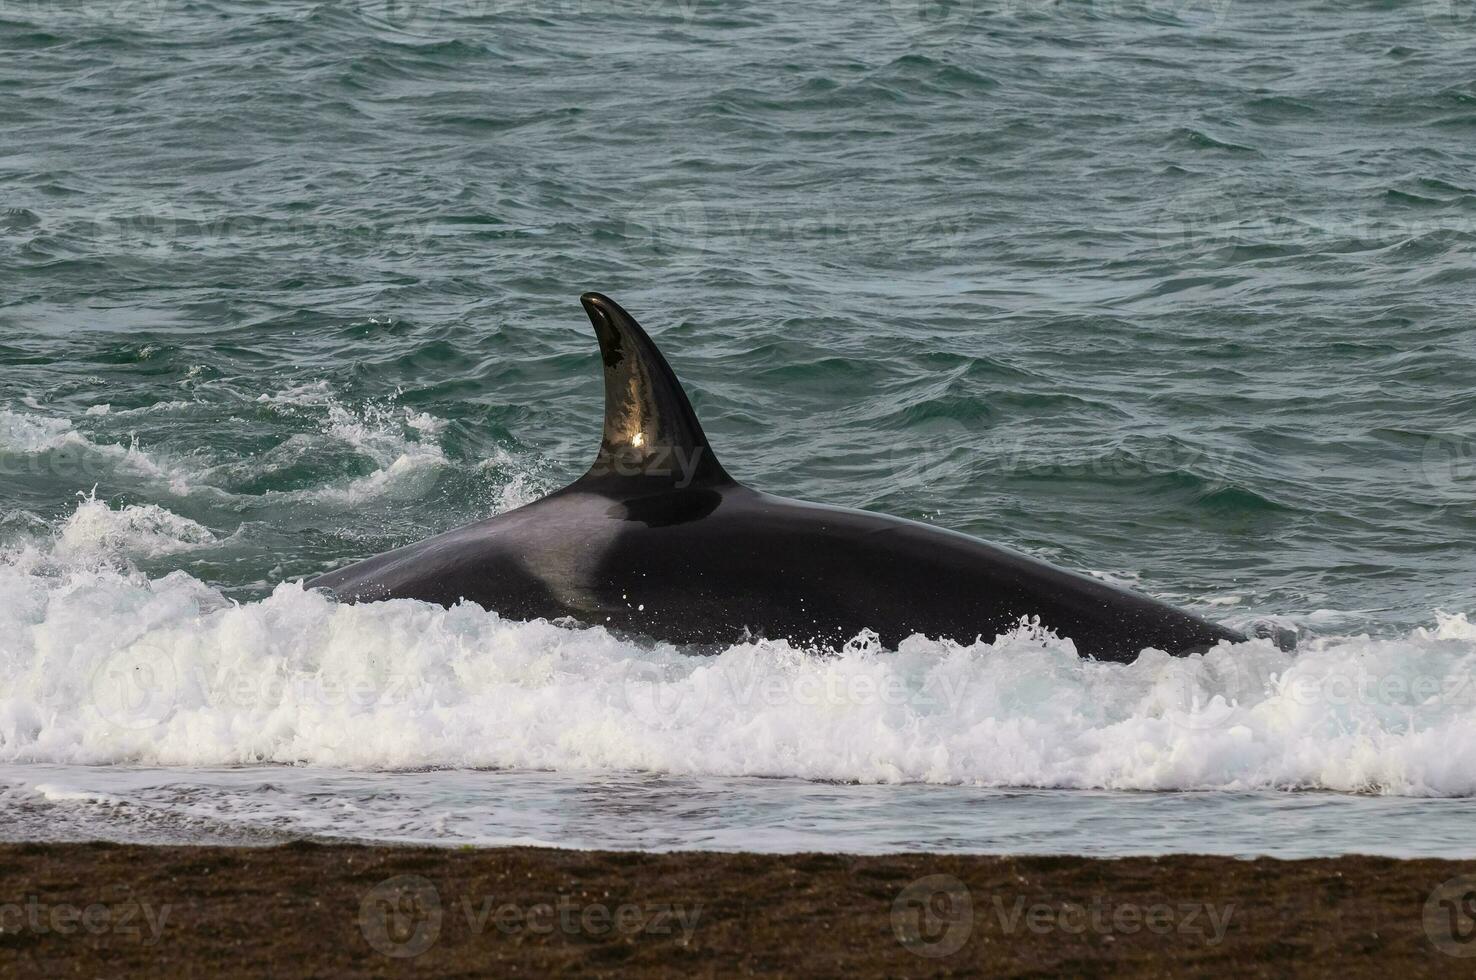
0;843;1471;976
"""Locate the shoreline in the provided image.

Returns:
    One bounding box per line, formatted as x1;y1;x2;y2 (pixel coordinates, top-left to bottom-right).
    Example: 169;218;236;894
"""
0;844;1471;976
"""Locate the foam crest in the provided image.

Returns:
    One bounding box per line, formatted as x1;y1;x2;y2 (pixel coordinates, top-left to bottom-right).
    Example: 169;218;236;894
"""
52;496;219;562
255;388;450;504
0;390;457;507
0;409;169;474
0;408;195;493
0;410;86;453
0;539;1473;796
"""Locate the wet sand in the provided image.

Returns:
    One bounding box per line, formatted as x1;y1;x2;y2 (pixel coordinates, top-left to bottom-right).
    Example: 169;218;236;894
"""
0;843;1472;977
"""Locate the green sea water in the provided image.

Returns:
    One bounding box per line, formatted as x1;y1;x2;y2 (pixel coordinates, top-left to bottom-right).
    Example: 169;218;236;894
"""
2;2;1476;819
4;1;1475;632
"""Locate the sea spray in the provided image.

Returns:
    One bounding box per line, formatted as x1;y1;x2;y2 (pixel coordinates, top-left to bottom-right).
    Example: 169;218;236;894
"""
0;502;1473;794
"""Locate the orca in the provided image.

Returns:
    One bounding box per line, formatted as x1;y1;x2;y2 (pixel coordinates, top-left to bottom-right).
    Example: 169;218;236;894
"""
307;292;1246;663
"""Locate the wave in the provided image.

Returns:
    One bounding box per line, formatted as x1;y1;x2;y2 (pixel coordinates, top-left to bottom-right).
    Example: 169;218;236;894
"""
0;500;1472;795
0;409;181;487
0;388;454;507
52;495;221;562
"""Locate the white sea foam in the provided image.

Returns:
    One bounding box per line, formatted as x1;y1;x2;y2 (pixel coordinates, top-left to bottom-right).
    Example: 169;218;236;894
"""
31;784;122;805
0;409;98;455
0;407;196;493
254;387;450;504
2;400;1472;796
0;394;454;506
480;448;554;512
48;495;219;563
0;505;1472;795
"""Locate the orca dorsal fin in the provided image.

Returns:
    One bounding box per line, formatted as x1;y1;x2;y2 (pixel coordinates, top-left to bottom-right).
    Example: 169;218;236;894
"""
579;292;731;488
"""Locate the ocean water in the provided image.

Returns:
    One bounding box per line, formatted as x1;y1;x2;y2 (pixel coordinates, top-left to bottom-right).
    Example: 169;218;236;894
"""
2;1;1475;853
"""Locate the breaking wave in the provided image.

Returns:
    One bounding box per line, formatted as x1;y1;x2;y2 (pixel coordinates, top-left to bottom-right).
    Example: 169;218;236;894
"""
0;495;1473;796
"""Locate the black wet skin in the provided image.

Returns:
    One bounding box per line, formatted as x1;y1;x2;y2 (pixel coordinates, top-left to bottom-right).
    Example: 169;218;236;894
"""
307;293;1245;663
